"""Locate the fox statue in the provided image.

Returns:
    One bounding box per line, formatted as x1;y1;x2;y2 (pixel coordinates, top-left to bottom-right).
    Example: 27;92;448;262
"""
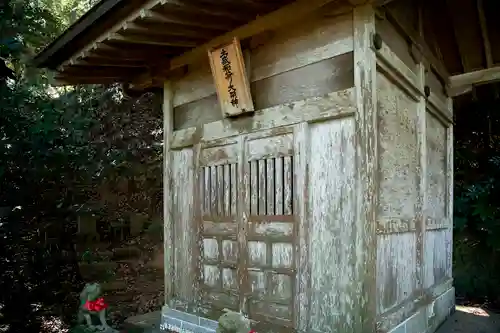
77;283;117;333
216;309;256;333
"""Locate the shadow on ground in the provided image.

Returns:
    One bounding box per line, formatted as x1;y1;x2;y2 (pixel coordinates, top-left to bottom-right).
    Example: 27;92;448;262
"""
436;306;500;333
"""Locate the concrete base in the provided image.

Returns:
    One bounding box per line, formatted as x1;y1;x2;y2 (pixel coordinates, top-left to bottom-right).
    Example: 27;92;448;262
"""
388;287;455;333
161;306;218;333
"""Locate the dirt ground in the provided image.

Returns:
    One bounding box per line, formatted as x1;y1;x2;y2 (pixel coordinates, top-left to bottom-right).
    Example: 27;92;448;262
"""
436;306;500;333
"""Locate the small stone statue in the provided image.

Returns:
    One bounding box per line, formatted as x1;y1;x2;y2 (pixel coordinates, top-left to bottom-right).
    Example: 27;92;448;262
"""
77;282;118;333
216;309;256;333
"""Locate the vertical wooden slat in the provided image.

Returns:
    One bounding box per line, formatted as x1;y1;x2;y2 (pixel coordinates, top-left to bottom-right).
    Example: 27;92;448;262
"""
415;62;427;296
283;156;293;215
200;167;205;217
266;159;275;215
353;5;377;333
204;167;210;217
446;124;454;223
224;164;231;216
210;166;217;217
258;159;267;215
237;137;250;313
231;163;238;217
217;165;224;216
163;80;174;307
275;157;284;215
446;123;454;277
250;161;258;215
193;143;203;310
294;122;310;332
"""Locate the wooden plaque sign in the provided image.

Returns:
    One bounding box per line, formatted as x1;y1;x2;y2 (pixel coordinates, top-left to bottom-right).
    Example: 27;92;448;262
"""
208;38;254;117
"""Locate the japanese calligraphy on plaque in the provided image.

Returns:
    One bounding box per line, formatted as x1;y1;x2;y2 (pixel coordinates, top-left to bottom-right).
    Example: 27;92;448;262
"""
208;38;254;118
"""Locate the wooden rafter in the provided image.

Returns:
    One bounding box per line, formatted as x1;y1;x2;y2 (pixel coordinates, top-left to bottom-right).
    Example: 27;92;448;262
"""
476;0;493;68
147;8;238;31
131;0;348;88
113;31;200;48
62;65;144;78
159;0;256;22
58;0;165;69
383;7;450;81
79;57;147;68
126;21;219;39
89;47;171;61
447;0;472;72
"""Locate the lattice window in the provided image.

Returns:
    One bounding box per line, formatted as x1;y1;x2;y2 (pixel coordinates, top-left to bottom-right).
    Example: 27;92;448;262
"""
200;164;238;218
248;156;294;216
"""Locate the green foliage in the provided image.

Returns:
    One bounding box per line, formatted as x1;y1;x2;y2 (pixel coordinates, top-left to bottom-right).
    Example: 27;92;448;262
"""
453;95;500;302
0;1;161;332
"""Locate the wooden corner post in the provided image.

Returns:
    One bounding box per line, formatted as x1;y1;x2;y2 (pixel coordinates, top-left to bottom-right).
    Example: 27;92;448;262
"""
163;80;174;307
353;4;378;333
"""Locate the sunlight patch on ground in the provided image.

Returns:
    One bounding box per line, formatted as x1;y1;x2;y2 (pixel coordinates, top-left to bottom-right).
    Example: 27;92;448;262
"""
41;315;69;333
455;305;490;317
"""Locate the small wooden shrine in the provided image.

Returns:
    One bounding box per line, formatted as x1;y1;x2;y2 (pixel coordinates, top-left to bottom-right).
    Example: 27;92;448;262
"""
35;0;500;331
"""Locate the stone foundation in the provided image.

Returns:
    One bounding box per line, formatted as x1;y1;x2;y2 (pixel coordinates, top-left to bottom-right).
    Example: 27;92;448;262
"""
161;307;218;333
388;287;455;333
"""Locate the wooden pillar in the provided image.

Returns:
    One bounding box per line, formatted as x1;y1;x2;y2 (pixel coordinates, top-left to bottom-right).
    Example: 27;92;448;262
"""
353;4;377;333
163;80;174;307
415;62;426;298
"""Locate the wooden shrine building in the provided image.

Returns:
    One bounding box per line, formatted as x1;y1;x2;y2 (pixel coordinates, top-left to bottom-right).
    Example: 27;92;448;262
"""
35;0;500;331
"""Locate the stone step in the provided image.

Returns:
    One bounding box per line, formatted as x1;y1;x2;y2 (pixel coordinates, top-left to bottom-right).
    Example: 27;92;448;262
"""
79;261;118;281
123;311;162;333
78;246;142;263
101;280;127;292
112;246;142;260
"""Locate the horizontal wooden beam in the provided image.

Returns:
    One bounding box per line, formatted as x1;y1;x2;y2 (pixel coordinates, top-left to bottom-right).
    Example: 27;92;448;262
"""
449;66;500;96
79;57;147;68
126;21;219;39
146;8;236;31
112;31;200;48
62;65;144;78
160;0;256;22
54;76;123;85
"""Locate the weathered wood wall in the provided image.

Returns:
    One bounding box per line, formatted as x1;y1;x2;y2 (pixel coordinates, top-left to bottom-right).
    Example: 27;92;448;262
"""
163;2;454;333
164;6;372;333
374;6;454;333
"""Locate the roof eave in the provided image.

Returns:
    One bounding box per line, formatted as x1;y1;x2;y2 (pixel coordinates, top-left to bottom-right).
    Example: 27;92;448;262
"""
33;0;125;69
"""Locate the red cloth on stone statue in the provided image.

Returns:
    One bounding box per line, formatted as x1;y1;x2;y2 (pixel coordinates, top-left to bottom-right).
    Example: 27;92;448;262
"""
84;297;108;312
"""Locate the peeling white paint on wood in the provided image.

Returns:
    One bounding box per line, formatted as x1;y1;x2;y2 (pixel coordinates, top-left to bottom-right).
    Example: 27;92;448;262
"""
204;265;220;288
376;232;417;314
426;111;447;226
222;268;238;290
248;241;267;266
377;72;419;222
272;243;293;268
308;116;357;332
172;148;194;301
203;238;219;261
222;240;238;263
423;229;452;289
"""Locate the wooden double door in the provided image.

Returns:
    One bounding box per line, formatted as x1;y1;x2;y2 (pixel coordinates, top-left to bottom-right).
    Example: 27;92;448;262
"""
196;125;302;329
171;123;306;330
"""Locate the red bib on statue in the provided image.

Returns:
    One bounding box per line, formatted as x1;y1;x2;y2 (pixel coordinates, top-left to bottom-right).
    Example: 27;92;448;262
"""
84;297;108;312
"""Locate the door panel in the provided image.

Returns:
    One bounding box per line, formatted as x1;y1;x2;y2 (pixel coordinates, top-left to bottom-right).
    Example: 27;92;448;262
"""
244;127;298;328
198;138;240;312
